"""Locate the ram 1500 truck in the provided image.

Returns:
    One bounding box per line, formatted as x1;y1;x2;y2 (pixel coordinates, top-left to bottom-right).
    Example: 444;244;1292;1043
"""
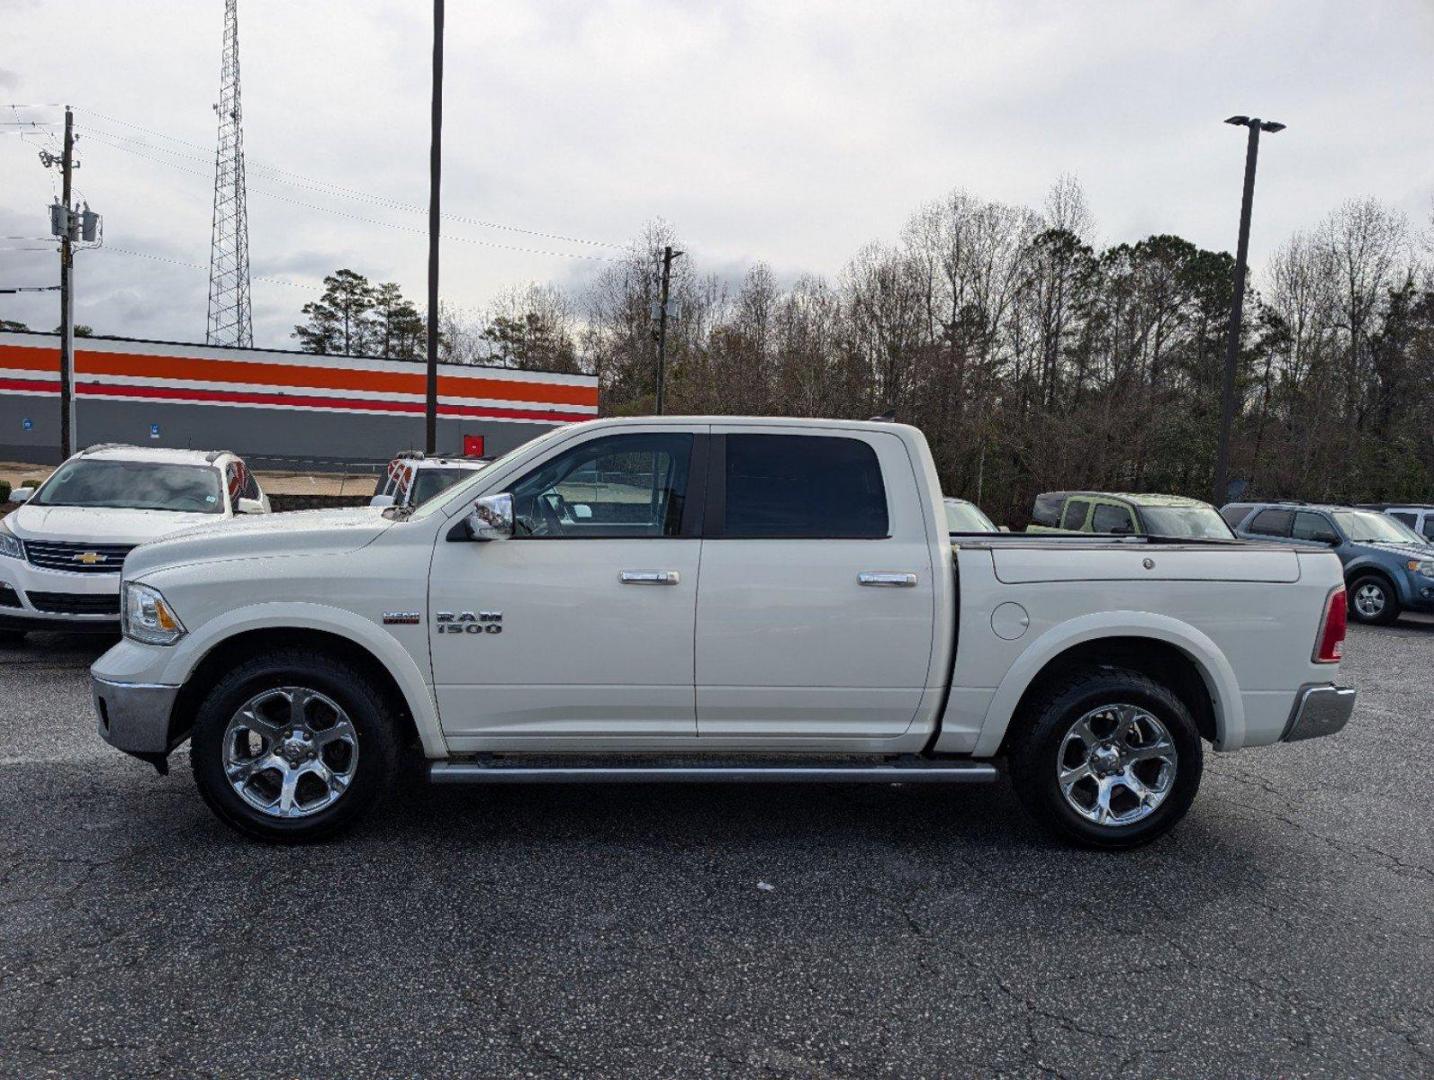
91;417;1356;848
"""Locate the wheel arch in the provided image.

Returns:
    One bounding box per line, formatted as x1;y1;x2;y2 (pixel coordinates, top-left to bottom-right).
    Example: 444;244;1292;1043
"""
160;605;445;757
971;614;1243;756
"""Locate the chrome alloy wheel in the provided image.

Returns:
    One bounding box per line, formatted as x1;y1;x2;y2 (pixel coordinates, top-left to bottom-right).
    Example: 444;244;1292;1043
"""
1057;703;1177;827
1353;583;1386;619
221;687;359;819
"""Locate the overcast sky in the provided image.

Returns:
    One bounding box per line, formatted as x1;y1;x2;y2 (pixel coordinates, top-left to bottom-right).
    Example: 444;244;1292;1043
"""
2;0;1431;349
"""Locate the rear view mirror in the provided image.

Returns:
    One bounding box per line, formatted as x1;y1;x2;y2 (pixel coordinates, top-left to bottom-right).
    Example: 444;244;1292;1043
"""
464;493;514;541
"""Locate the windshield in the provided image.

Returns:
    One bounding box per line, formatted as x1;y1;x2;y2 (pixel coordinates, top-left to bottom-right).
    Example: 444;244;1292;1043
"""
1332;510;1424;545
944;499;997;532
1138;505;1234;539
33;459;223;514
411;467;483;507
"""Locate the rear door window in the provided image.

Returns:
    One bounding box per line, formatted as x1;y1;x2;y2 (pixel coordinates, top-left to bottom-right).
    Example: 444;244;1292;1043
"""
1389;512;1417;528
1219;504;1251;529
1061;499;1091;531
1423;516;1434;541
1031;493;1065;527
718;434;888;539
1247;508;1294;537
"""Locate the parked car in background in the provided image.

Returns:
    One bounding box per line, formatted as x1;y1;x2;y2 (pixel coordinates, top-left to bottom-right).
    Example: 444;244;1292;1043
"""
0;445;268;639
943;497;999;533
370;452;492;510
1028;491;1234;539
1222;502;1434;625
1356;504;1434;546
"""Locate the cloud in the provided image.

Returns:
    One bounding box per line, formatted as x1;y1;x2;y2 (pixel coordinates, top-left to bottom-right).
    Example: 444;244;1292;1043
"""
1;0;1430;348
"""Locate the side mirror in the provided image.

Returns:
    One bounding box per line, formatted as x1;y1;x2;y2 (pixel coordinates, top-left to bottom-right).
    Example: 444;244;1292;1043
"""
463;492;514;542
9;487;32;504
236;497;265;515
369;494;395;509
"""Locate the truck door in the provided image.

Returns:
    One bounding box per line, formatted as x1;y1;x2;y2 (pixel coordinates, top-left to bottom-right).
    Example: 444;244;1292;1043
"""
694;427;936;740
429;428;706;741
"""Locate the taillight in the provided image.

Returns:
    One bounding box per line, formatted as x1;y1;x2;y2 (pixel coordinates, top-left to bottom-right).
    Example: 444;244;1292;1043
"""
1313;586;1347;663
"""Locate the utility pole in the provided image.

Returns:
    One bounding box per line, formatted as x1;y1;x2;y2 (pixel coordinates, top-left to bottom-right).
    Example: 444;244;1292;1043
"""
424;0;445;454
58;106;75;460
653;245;682;414
1213;114;1284;506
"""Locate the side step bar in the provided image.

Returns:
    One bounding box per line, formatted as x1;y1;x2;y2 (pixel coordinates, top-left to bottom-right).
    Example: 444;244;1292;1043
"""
429;761;1000;785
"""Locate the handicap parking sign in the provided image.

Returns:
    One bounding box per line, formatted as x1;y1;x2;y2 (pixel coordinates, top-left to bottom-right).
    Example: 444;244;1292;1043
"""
149;423;160;439
22;418;32;431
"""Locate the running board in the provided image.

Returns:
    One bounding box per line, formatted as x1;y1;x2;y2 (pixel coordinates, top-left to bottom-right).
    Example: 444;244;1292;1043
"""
428;760;1000;785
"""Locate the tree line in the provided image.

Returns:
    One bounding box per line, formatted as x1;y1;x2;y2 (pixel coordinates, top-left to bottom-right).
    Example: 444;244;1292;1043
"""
294;178;1434;522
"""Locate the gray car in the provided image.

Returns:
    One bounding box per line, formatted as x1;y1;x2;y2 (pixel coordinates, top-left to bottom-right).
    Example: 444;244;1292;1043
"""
1221;502;1434;625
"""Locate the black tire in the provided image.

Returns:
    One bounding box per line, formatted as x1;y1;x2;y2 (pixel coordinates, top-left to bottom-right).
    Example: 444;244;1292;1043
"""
1008;667;1203;850
189;650;399;843
1347;573;1400;626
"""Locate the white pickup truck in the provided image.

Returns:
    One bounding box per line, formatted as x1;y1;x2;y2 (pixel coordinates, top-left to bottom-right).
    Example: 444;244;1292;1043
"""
92;417;1355;848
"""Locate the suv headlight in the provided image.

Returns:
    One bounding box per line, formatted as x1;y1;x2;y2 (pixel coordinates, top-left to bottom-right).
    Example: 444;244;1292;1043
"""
121;581;187;645
0;520;22;560
1409;559;1434;577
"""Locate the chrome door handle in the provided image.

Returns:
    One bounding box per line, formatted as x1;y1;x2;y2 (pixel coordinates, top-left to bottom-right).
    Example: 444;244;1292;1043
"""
619;570;680;586
859;571;917;588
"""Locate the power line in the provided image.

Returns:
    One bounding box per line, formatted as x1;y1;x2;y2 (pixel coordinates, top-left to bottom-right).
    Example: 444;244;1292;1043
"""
72;105;627;250
81;131;622;261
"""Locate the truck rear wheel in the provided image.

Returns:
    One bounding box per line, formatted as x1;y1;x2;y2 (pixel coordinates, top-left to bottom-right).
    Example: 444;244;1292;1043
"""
189;651;399;843
1008;667;1203;849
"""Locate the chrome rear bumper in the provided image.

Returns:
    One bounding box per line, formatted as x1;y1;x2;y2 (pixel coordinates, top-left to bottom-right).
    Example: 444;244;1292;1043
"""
1282;684;1356;742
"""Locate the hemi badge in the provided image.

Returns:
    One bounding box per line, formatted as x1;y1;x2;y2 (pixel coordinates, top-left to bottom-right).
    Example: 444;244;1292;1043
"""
382;612;421;625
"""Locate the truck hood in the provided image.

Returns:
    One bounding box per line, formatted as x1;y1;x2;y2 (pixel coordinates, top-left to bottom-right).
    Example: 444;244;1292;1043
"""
5;503;220;544
123;506;393;578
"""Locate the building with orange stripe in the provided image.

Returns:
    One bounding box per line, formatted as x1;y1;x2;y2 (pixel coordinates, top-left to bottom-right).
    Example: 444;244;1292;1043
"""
0;331;600;467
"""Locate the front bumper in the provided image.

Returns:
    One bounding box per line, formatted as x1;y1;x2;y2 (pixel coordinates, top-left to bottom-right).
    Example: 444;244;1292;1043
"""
0;558;122;629
93;674;182;765
1282;683;1357;742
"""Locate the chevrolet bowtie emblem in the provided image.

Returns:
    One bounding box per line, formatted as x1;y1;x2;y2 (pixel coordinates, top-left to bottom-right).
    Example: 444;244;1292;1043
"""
72;551;107;565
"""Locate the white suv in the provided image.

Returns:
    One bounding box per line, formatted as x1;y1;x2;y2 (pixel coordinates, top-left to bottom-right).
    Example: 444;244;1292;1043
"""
369;452;492;510
0;445;269;639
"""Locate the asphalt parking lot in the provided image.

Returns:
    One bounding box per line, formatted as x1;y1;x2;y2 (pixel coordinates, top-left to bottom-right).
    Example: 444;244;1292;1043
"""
1;622;1430;1078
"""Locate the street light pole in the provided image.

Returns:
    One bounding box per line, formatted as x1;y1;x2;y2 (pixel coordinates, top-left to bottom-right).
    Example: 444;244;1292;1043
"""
654;245;682;415
1213;114;1284;506
424;0;444;454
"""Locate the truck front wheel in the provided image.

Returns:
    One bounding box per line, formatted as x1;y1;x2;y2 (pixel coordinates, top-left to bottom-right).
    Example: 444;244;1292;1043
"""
189;651;399;843
1008;668;1203;849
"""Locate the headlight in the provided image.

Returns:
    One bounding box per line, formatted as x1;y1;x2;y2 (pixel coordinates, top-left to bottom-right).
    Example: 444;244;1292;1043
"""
0;521;22;560
121;581;187;645
1409;559;1434;577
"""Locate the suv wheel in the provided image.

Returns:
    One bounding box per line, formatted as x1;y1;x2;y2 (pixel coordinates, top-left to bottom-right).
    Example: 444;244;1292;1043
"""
1348;574;1399;626
1009;667;1203;849
190;651;399;842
